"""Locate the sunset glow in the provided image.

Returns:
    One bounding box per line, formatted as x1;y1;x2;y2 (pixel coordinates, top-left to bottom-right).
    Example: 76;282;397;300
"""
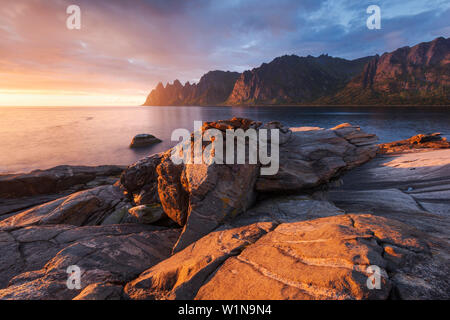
1;0;449;106
0;90;145;107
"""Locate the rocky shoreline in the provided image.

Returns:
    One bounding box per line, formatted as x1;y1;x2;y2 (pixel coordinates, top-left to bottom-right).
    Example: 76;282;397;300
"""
0;119;448;300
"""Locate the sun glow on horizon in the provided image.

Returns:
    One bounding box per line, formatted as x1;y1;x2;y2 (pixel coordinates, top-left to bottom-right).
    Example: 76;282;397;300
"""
0;90;146;107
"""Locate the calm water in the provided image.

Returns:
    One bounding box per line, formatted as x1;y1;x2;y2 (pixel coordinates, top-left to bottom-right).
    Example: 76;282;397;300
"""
0;106;449;174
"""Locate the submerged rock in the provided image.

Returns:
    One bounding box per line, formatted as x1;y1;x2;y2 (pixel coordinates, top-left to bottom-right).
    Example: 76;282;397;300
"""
129;134;162;148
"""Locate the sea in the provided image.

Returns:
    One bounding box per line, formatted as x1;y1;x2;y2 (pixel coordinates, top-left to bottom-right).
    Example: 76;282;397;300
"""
1;105;449;174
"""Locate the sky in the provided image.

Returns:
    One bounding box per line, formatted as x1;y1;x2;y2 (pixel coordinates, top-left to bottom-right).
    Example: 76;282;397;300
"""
0;0;449;106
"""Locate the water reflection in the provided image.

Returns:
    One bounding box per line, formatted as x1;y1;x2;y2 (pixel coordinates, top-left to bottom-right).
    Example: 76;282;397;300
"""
0;106;449;173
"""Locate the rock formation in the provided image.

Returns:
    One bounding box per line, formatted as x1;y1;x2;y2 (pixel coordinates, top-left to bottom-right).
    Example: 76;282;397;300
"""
324;37;450;105
0;165;124;220
0;120;449;300
143;71;241;106
378;133;450;154
226;54;371;105
119;118;379;253
0;224;179;299
143;37;449;106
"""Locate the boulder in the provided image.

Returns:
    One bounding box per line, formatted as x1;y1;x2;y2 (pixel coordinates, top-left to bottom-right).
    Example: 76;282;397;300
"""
156;152;189;226
256;123;379;192
129;134;162;148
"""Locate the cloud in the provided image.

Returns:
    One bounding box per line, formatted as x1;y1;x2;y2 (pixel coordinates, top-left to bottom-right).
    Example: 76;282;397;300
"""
0;0;448;105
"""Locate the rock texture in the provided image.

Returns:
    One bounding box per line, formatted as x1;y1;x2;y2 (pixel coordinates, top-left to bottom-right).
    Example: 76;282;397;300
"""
255;123;379;192
124;197;447;300
0;165;124;219
0;185;129;230
328;148;450;240
379;133;450;154
195;214;442;300
0;224;177;293
143;71;240;106
119;119;378;253
124;196;344;300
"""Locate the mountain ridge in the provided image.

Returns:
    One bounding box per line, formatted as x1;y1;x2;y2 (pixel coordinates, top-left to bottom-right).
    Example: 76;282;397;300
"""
143;37;450;106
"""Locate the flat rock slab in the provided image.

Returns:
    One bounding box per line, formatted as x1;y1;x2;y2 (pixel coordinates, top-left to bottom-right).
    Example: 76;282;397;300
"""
0;165;124;199
0;185;129;230
256;123;378;192
0;224;180;299
195;214;445;300
328;149;450;241
124;221;275;300
124;196;345;300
